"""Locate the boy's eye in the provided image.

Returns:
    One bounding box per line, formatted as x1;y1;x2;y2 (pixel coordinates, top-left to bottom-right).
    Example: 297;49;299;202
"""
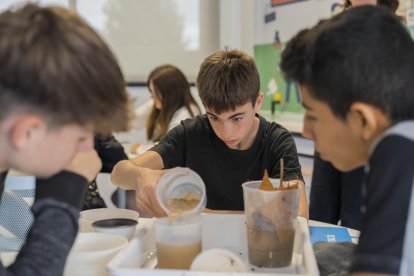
232;117;242;122
208;116;219;122
305;114;317;121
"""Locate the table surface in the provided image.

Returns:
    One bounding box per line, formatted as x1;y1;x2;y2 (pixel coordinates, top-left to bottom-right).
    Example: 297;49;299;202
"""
0;216;360;268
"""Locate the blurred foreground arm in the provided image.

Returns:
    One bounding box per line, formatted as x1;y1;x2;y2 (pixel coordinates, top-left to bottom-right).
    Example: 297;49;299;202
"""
4;151;101;275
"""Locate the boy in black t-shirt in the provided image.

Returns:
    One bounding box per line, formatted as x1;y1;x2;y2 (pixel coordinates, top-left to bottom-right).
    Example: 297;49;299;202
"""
112;49;308;218
281;6;414;275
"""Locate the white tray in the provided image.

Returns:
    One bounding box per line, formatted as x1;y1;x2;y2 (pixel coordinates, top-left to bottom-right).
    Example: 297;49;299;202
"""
107;214;319;276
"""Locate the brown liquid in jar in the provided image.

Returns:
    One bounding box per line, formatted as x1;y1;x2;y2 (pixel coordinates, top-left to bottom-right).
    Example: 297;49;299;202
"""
165;192;201;222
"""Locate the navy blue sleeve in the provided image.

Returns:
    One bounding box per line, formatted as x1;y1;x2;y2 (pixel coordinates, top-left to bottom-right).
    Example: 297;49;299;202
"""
350;135;414;274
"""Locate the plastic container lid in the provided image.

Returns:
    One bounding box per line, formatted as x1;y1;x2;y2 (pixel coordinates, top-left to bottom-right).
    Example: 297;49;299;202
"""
156;167;206;215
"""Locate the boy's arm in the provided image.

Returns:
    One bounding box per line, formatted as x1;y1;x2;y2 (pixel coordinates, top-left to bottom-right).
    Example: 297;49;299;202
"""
111;151;166;217
3;151;101;275
349;136;413;275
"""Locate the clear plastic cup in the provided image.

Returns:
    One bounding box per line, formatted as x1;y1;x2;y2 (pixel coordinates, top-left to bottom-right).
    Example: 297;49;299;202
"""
242;179;300;268
154;215;202;269
156;167;206;216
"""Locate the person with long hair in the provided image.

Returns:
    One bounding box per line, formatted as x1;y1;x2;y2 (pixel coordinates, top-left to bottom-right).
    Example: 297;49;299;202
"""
136;64;201;142
132;65;201;154
146;64;201;141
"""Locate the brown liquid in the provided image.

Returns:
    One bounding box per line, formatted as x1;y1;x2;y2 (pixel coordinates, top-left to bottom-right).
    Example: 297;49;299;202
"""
247;226;295;268
156;240;202;269
165;193;201;222
159;193;202;268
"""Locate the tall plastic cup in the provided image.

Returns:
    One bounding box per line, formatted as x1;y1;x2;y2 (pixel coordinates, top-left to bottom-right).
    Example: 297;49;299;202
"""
154;215;202;269
156;167;206;216
242;179;300;268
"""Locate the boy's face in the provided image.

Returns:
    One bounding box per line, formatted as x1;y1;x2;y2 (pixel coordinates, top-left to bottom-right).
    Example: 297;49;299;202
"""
8;120;94;177
300;85;370;171
205;94;263;150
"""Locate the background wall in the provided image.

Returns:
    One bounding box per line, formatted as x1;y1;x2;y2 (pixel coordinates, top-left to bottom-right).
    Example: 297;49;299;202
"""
0;0;319;198
254;0;336;113
75;0;220;83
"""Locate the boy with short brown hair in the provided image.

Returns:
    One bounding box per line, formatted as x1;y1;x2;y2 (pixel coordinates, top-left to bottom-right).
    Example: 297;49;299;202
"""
0;4;130;274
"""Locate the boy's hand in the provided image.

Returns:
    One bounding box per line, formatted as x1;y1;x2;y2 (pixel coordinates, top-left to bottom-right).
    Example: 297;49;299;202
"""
65;150;102;182
135;167;166;217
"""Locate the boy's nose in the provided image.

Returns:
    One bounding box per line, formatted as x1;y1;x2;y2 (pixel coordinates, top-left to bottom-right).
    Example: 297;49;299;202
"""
302;121;315;141
221;122;234;139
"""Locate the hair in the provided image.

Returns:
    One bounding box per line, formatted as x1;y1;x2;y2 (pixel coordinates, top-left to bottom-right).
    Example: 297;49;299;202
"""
146;65;200;141
0;4;131;133
280;6;414;123
196;49;260;114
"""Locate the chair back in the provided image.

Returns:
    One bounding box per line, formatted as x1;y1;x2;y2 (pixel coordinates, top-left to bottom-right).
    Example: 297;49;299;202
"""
0;174;35;251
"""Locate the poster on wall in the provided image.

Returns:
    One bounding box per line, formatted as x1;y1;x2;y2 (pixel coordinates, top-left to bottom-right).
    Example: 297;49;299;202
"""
255;40;303;115
254;0;334;115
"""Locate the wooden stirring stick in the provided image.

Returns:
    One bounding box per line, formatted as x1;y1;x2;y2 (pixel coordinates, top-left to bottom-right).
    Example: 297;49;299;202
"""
279;158;284;189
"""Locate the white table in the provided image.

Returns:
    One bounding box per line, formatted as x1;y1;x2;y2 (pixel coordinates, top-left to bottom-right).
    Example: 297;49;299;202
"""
0;217;360;272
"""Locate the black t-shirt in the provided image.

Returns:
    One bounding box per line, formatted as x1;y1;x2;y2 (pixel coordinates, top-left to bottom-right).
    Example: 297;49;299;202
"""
350;122;414;274
151;114;303;210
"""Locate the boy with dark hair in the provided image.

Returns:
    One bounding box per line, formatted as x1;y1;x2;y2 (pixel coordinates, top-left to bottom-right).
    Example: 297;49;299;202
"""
0;4;130;274
281;6;414;275
112;49;308;218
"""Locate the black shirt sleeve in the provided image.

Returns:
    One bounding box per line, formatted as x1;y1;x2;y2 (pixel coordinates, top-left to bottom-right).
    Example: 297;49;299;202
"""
350;135;414;274
94;134;128;173
150;123;187;168
268;127;303;182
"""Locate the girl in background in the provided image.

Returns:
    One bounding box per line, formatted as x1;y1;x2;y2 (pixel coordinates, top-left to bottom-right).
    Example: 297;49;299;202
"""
132;65;201;154
128;65;201;214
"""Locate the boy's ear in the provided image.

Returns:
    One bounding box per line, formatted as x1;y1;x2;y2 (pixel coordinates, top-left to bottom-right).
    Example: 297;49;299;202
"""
348;103;389;141
255;92;264;112
8;115;45;151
